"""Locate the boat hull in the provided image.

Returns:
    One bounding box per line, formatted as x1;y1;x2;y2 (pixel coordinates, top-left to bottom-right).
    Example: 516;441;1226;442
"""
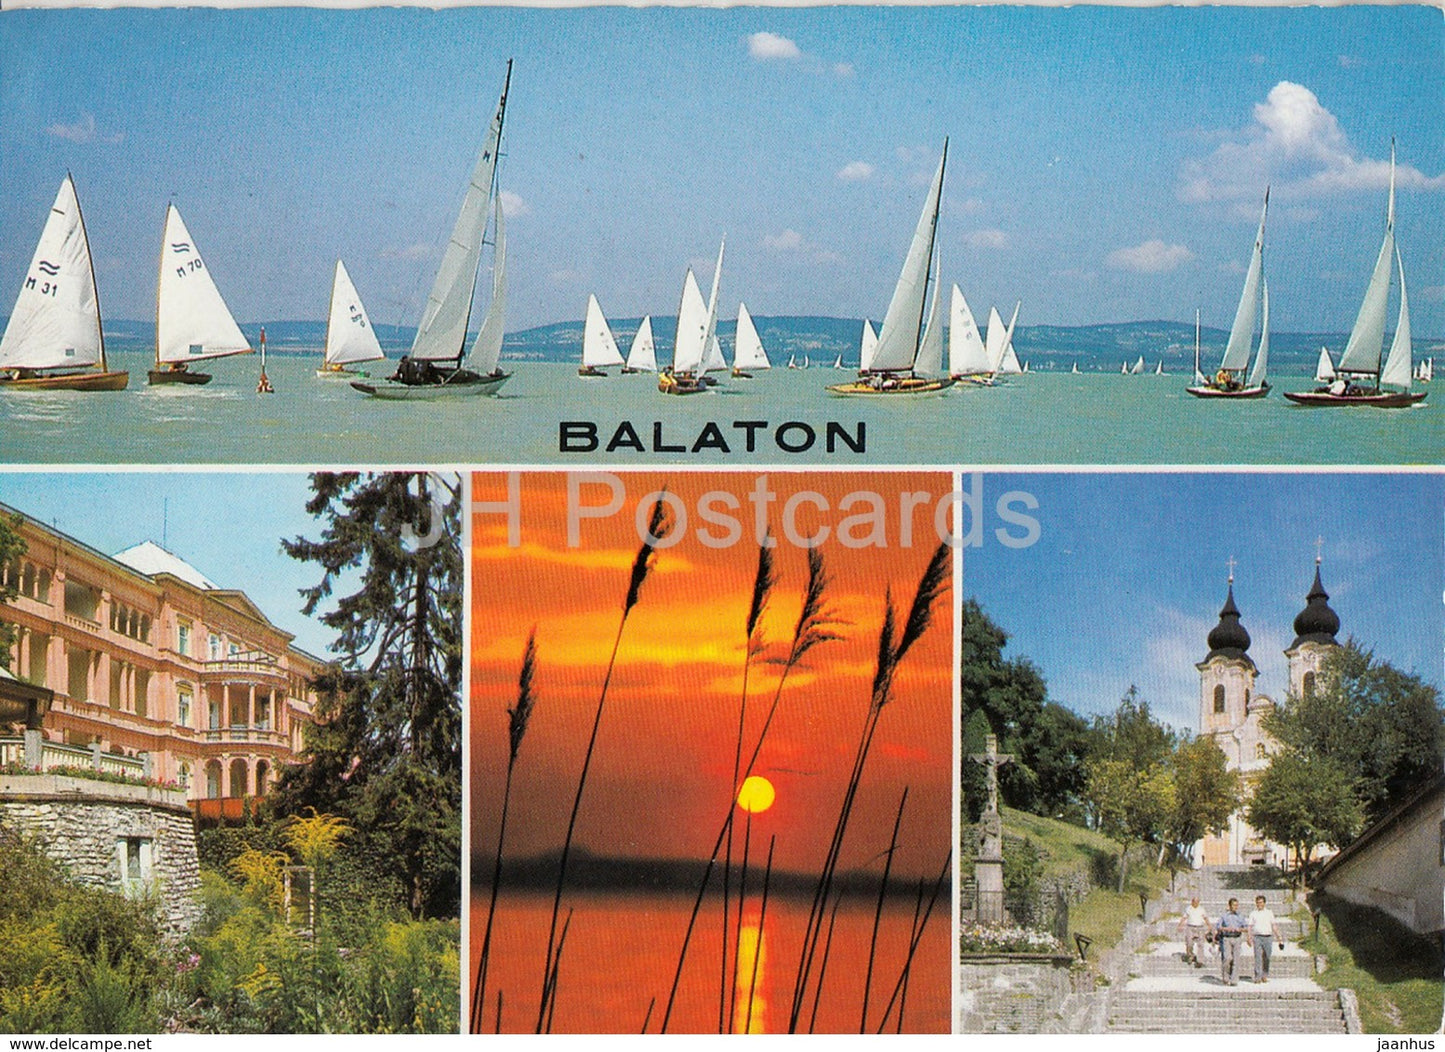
316;365;375;379
826;376;955;397
658;372;708;395
351;370;510;400
1184;383;1271;399
0;369;129;391
148;368;212;386
1283;389;1427;408
578;366;610;377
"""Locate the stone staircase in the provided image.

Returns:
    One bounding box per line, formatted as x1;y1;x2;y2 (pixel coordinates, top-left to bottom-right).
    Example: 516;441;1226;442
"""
1101;866;1357;1033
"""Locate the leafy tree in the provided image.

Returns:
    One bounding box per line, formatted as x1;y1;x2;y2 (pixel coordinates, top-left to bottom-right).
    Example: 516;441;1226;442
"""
1164;735;1240;875
1082;688;1178;890
0;512;25;670
273;472;462;920
959;599;1089;817
1247;751;1363;884
1264;642;1443;824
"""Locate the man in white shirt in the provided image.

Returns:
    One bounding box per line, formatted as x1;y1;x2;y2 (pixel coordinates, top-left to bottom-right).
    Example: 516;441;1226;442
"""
1246;894;1283;983
1176;896;1210;968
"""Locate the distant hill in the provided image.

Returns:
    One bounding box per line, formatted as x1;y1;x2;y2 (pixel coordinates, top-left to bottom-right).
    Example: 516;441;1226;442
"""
29;315;1445;376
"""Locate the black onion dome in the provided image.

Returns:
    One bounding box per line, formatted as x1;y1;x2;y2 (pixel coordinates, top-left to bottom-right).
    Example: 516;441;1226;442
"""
1206;583;1252;659
1291;564;1341;647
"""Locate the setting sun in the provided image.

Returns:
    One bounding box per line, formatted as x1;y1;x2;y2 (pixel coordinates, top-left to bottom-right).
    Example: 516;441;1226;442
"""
736;775;776;814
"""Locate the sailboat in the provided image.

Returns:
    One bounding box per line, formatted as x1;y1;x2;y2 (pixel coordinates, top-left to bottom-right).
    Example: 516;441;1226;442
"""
621;316;656;373
1415;357;1433;383
578;294;625;376
1192;310;1207;384
659;239;724;395
787;354;799;370
149;204;254;385
353;62;513;399
859;319;878;371
317;260;385;378
832;354;844;370
947;285;992;385
1;174;128;391
731;302;771;377
1187;190;1271;399
828;142;954;396
1286;144;1425;407
993;303;1023;375
1314;347;1336;384
1071;361;1080;375
1129;355;1146;376
1154;360;1164;376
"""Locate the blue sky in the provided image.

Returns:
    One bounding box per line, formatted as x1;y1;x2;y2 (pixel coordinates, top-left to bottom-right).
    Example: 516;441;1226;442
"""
1;6;1441;336
963;471;1444;735
0;472;342;656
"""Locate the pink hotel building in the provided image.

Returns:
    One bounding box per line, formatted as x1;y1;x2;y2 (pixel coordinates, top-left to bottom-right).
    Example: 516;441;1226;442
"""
1;504;323;821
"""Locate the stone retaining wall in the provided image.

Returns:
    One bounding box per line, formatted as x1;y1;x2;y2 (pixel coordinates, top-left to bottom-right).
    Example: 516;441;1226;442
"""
958;953;1080;1033
0;773;201;937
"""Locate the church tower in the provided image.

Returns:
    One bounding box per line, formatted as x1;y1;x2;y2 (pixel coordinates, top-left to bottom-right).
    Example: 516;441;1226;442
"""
1286;556;1341;699
1197;570;1258;739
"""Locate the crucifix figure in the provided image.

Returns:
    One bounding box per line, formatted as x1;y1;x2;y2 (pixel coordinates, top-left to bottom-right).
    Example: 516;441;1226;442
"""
970;732;1014;820
969;733;1013;924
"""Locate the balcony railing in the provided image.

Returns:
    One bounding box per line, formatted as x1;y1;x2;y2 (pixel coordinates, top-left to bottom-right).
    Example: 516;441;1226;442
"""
0;736;147;778
201;726;287;746
199;657;288;684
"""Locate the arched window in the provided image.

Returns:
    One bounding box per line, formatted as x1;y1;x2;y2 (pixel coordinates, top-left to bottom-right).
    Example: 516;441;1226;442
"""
229;759;249;798
205;761;222;799
1303;671;1316;698
1213;684;1226;714
255;760;270;796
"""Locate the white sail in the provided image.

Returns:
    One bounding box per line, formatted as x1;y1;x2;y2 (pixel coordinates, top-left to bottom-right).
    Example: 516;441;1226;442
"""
871;144;946;373
734;303;771;370
1380;248;1412;389
996;303;1023;374
582;294;625;369
0;175;104;371
984;307;1007;372
156;205;251;365
947;285;989;376
411;63;510;362
470;195;506;375
1337;146;1395;376
672;269;709;374
859;319;879;371
1314;347;1336;382
323;260;385;368
1248;279;1270;388
1155;360;1164;376
914;265;944;377
1193;310;1206;383
1071;361;1079;374
1221;191;1267;374
1130;355;1145;375
625;316;657;372
702;237;725;368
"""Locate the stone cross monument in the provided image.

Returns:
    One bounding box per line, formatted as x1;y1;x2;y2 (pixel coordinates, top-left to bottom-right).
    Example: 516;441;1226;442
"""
970;732;1013;925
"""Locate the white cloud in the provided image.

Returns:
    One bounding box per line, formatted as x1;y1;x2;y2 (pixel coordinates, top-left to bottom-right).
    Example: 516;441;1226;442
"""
762;228;837;265
499;190;530;218
748;32;801;61
833;63;855;78
380;242;433;262
1179;80;1445;205
46;113;122;145
836;161;874;183
550;268;586;286
1107;240;1194;274
964;229;1008;250
1338;55;1364;69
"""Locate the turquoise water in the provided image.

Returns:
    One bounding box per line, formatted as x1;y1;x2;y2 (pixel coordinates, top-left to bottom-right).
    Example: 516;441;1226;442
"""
0;348;1437;465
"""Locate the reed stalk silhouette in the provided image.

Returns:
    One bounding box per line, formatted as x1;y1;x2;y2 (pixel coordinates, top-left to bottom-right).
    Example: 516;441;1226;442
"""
660;547;840;1033
873;852;950;1033
536;495;672;1033
788;541;951;1033
895;876;929;1033
742;834;777;1035
720;542;775;1031
805;888;844;1034
861;786;909;1033
471;631;537;1033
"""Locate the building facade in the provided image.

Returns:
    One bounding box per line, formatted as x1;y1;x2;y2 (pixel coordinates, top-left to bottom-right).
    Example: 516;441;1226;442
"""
1;505;323;820
1196;560;1342;867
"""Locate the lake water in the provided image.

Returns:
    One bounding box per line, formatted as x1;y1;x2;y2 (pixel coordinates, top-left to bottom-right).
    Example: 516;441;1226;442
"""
0;348;1437;465
467;888;950;1034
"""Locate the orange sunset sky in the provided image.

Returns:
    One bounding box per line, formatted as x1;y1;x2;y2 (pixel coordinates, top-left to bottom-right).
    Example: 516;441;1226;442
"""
469;471;955;883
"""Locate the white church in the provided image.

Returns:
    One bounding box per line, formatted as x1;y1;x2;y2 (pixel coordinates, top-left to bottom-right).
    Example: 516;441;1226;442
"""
1194;558;1342;867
